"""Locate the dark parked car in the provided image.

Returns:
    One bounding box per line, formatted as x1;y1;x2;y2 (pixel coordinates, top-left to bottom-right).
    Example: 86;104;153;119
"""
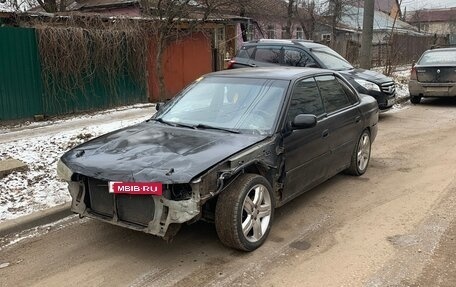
409;47;456;104
57;68;379;251
228;39;396;110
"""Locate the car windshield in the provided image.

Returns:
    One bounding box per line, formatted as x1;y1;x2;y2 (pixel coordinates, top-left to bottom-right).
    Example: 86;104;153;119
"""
312;47;353;70
155;76;289;135
418;50;456;65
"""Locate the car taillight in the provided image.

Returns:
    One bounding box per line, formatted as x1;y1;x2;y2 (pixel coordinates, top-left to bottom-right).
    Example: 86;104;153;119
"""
410;66;417;80
226;60;236;69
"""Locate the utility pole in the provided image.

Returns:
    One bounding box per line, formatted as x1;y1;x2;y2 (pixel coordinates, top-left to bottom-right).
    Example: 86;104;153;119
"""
360;0;374;69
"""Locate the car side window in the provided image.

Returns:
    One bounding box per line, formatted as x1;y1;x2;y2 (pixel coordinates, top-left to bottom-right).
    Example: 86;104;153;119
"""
336;77;359;104
283;48;315;67
237;46;255;59
287;77;324;122
315;75;351;113
254;46;281;64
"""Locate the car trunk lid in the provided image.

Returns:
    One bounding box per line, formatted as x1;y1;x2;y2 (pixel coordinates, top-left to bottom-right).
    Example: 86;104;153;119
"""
416;66;456;83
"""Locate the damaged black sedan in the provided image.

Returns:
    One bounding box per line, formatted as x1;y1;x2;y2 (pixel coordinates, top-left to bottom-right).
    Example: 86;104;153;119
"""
57;67;378;251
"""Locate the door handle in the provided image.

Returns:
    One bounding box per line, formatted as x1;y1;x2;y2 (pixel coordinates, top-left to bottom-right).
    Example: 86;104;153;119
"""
250;63;257;67
355;116;361;123
322;129;329;138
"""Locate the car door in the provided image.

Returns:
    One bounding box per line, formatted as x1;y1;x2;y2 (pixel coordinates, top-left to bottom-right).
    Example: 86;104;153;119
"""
315;74;363;175
282;77;330;201
282;47;318;68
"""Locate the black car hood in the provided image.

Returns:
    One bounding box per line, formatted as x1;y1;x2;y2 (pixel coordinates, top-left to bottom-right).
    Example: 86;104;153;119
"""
61;121;265;183
339;68;393;84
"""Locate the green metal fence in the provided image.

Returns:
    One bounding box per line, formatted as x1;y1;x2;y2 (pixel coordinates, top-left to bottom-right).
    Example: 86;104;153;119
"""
0;27;44;120
0;26;146;121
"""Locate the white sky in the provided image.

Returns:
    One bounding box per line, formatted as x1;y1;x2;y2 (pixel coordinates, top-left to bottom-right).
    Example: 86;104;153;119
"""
400;0;456;11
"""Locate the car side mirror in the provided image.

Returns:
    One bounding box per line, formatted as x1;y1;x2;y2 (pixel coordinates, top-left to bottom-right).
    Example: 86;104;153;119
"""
292;114;317;130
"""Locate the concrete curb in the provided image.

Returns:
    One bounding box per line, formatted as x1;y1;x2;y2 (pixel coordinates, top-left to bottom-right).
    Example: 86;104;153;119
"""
0;203;72;237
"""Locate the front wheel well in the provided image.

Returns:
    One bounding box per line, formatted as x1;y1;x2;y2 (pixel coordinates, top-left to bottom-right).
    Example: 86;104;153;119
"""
201;164;273;222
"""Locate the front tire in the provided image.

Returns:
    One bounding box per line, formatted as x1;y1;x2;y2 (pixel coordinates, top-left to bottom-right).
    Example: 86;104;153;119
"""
346;129;371;176
410;95;421;104
215;174;275;251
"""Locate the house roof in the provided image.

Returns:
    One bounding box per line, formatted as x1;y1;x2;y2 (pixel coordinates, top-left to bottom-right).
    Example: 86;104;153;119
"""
408;8;456;23
339;5;421;35
27;0;142;16
66;0;138;11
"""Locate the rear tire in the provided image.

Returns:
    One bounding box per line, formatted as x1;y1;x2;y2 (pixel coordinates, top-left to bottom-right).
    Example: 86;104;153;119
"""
346;129;371;176
410;95;421;104
215;174;275;251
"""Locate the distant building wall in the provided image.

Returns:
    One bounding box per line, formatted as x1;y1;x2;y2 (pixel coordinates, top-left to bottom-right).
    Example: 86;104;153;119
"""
419;22;456;35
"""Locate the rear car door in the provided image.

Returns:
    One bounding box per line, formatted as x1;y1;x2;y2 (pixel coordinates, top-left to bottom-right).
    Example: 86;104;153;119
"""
315;75;363;175
282;77;330;200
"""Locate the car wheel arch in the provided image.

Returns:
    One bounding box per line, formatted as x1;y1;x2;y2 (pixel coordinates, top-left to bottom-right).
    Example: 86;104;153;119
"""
216;162;277;199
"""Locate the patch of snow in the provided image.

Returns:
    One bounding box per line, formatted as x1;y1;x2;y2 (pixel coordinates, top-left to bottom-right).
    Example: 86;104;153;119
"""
0;105;153;222
0;0;37;12
392;68;411;102
0;103;153;135
0;2;13;12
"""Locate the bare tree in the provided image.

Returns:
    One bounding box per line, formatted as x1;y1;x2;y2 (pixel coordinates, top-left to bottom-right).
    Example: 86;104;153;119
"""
328;0;343;47
295;0;318;40
320;0;356;47
231;0;288;41
141;0;231;99
284;0;295;39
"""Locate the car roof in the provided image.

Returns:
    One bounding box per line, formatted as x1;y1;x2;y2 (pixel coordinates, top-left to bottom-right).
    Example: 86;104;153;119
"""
244;39;328;50
425;47;456;53
204;67;335;81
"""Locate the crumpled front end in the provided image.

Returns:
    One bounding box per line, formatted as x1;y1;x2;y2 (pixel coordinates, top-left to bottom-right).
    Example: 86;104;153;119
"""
67;176;201;238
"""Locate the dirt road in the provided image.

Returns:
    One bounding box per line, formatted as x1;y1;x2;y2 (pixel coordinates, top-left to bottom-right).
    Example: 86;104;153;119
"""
1;98;456;287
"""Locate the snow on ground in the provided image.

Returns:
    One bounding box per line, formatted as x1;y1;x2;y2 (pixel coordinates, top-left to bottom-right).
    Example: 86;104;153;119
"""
372;64;412;102
373;65;412;113
0;67;414;223
392;67;411;100
0;104;153;222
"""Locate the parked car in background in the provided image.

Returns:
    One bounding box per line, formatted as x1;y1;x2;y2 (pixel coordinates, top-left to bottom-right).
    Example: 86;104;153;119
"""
409;47;456;104
227;39;396;110
58;67;379;251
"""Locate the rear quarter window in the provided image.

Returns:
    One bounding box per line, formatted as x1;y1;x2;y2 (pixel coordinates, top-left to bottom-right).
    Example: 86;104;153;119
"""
336;77;359;104
316;75;351;113
237;46;255;59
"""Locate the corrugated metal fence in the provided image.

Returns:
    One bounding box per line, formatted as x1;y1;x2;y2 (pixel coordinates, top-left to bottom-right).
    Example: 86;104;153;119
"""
0;27;44;120
0;27;146;121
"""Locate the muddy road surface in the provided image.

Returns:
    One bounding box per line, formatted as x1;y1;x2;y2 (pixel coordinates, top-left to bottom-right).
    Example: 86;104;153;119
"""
1;98;456;287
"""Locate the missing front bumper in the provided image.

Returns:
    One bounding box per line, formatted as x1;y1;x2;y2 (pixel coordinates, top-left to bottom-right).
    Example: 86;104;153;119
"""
67;179;200;238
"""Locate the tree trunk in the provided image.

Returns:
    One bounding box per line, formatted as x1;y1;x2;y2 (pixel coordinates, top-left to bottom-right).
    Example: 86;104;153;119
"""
155;34;166;101
286;0;294;39
239;6;248;42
